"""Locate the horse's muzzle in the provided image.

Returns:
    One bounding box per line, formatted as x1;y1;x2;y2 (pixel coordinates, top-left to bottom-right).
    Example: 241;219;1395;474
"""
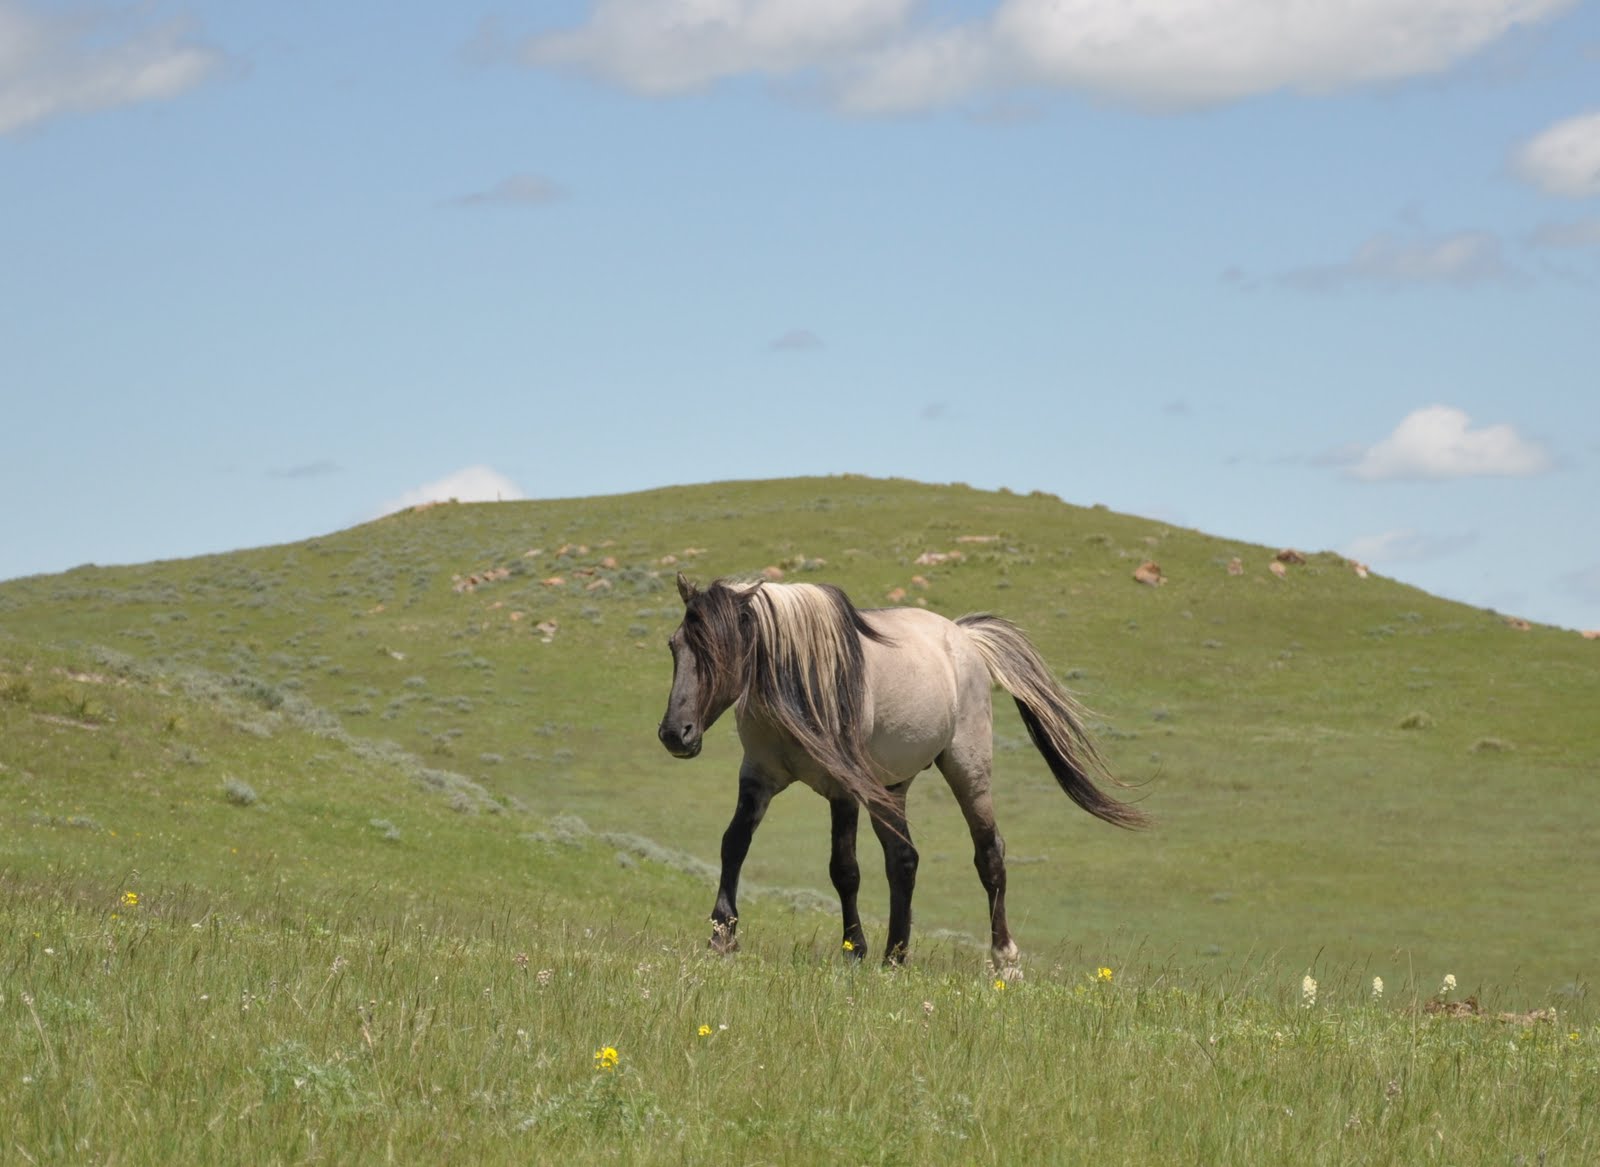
658;721;702;759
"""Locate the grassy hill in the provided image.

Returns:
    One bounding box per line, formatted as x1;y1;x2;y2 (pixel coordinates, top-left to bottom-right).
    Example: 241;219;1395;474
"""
5;475;1595;988
3;475;1597;1162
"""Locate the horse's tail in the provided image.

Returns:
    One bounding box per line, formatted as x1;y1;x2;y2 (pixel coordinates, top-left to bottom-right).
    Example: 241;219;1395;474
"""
957;614;1149;831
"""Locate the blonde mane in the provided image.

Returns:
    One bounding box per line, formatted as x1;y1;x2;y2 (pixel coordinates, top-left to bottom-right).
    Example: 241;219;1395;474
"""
684;577;894;811
738;583;862;730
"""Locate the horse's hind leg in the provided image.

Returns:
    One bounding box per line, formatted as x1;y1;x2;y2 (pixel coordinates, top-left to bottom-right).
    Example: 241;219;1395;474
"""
938;751;1022;980
868;783;918;966
829;798;869;960
710;766;777;954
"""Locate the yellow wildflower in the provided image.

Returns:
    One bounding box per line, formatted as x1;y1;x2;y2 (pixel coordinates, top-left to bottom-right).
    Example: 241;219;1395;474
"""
842;939;854;952
1096;966;1113;983
697;1024;712;1038
993;979;1006;992
121;891;139;907
594;1046;619;1072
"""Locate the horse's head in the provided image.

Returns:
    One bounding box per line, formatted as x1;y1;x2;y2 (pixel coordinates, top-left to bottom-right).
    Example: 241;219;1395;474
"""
658;573;751;758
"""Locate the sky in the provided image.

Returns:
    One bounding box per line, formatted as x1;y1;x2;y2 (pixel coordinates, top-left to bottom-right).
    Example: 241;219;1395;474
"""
2;0;1598;630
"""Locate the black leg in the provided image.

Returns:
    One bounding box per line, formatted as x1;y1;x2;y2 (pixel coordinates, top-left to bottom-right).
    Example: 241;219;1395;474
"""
829;798;868;960
710;773;774;954
868;786;918;966
971;824;1018;973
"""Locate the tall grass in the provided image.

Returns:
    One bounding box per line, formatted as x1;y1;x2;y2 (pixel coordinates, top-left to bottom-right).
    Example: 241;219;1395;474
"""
4;872;1594;1165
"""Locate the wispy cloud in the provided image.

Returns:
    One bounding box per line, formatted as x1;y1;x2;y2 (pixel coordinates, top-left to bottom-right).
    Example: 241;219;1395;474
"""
1513;110;1600;199
0;1;225;135
1527;218;1600;250
1343;528;1478;564
769;328;823;352
377;466;527;517
1561;563;1600;604
447;173;565;208
1345;405;1552;482
1219;266;1260;292
269;460;342;481
524;0;913;95
1282;230;1514;290
519;0;1576;114
1311;441;1368;469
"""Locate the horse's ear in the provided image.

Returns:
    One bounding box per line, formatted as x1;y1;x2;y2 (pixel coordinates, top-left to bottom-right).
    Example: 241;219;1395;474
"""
676;572;696;604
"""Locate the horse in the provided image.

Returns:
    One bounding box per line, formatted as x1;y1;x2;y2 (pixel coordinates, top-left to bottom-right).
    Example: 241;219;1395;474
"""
657;573;1147;974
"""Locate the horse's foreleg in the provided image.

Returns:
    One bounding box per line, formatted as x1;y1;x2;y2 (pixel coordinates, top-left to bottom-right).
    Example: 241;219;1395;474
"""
868;785;917;967
829;798;868;960
710;773;774;954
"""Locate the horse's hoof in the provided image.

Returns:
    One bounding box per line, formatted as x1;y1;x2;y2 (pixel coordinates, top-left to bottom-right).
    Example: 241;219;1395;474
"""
997;964;1024;984
707;935;740;956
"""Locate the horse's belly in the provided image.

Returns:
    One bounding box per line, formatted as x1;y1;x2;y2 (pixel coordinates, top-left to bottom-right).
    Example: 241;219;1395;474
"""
863;630;964;781
867;730;947;783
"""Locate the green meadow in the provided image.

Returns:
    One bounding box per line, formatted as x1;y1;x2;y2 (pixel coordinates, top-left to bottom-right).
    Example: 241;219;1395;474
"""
3;476;1596;1162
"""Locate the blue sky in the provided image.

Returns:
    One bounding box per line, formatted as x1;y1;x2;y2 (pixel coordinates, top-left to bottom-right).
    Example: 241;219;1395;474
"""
3;0;1598;630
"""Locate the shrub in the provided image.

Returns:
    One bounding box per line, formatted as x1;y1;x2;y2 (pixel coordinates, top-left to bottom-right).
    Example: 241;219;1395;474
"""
222;778;258;806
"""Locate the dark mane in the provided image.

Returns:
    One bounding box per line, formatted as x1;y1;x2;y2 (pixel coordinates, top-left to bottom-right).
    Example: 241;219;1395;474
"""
680;580;750;702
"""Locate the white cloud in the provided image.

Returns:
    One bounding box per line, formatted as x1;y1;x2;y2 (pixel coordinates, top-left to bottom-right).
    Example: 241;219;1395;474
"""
834;25;998;114
968;0;1568;111
1343;528;1477;564
1347;405;1552;482
523;0;1575;113
1284;230;1513;289
378;466;527;516
1513;110;1600;198
0;1;224;135
524;0;915;94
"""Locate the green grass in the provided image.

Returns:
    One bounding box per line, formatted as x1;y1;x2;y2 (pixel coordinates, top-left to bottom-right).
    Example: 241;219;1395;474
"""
2;475;1597;1161
5;873;1596;1164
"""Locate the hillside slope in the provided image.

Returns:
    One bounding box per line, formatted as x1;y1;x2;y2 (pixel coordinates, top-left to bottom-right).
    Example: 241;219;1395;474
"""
3;476;1595;993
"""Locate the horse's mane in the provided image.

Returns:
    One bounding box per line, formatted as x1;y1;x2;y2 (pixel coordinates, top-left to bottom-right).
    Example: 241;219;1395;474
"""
685;578;895;814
